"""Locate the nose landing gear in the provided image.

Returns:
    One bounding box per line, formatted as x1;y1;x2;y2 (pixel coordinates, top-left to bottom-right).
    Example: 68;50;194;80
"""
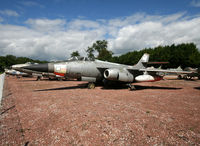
88;82;95;89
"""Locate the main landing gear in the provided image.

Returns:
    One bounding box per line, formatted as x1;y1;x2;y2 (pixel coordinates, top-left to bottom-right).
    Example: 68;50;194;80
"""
36;76;41;81
87;82;136;91
88;82;95;89
128;84;136;91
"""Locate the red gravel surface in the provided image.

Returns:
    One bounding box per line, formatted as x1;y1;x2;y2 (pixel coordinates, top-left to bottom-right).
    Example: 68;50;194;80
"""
0;76;200;145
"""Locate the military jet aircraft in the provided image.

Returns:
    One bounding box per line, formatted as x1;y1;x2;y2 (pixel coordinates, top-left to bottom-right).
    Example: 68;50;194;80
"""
180;67;200;80
163;66;200;80
5;69;29;77
21;53;192;90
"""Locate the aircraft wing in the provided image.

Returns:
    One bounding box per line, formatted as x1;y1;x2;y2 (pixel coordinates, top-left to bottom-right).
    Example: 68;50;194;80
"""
140;68;193;74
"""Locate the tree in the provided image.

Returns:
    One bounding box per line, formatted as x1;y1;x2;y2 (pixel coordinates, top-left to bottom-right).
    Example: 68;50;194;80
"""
86;40;113;61
0;56;6;72
92;40;108;53
0;55;48;72
71;51;80;57
97;48;113;61
86;47;95;60
111;42;200;68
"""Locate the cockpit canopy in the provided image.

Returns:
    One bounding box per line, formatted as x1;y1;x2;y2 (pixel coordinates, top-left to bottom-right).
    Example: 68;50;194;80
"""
67;56;94;61
25;62;38;65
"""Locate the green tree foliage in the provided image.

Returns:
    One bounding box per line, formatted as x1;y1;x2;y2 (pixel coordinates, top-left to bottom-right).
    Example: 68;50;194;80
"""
113;43;200;68
86;40;113;61
86;41;200;68
71;51;80;57
0;55;48;72
86;46;95;60
98;48;113;61
0;56;6;72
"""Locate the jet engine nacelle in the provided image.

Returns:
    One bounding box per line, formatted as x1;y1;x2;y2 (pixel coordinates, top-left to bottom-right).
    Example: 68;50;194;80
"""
135;74;162;82
104;69;133;82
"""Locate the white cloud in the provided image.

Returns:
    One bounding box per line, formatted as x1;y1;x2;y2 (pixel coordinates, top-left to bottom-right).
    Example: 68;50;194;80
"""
0;19;104;60
0;12;200;60
68;19;100;30
108;13;200;54
191;0;200;7
0;9;19;17
25;18;66;32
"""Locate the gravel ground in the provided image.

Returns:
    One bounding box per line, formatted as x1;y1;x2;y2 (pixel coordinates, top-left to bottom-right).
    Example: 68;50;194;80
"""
0;76;200;145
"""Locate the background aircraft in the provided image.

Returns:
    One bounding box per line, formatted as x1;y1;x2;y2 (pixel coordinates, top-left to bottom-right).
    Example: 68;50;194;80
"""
181;67;200;80
163;66;200;80
5;69;29;77
21;53;192;90
12;62;65;81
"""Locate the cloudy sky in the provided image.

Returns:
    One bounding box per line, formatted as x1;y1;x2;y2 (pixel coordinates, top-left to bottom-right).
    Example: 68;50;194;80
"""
0;0;200;60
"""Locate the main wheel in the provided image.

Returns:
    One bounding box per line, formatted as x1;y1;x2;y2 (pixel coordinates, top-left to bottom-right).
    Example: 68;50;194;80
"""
177;75;182;80
57;78;62;81
186;75;192;80
36;76;41;81
88;83;95;89
128;84;136;91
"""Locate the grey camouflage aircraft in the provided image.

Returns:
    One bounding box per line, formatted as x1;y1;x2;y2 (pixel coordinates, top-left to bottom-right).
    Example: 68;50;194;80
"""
21;53;192;90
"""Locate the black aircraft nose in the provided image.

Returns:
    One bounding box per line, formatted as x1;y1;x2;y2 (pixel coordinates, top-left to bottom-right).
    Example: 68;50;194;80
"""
22;63;49;72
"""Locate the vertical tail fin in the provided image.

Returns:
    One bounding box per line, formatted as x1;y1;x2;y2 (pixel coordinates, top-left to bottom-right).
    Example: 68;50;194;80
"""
177;66;182;71
135;53;149;69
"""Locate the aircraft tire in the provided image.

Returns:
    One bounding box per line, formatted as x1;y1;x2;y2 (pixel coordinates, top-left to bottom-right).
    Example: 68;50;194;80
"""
129;85;135;91
128;84;136;91
183;75;187;80
186;75;192;80
88;83;95;89
36;76;41;81
57;78;62;81
178;75;182;80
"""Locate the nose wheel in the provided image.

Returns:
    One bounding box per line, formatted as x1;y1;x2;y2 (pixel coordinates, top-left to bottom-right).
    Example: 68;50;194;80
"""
36;76;41;81
88;82;95;89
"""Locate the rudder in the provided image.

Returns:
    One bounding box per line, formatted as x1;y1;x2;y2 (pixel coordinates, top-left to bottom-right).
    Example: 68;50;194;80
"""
135;53;149;69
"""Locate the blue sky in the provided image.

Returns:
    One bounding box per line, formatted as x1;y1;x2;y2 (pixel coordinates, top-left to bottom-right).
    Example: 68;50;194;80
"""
0;0;200;60
1;0;199;23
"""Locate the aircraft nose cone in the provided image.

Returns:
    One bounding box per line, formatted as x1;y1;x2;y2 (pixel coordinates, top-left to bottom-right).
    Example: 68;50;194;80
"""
11;65;17;69
22;63;49;72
